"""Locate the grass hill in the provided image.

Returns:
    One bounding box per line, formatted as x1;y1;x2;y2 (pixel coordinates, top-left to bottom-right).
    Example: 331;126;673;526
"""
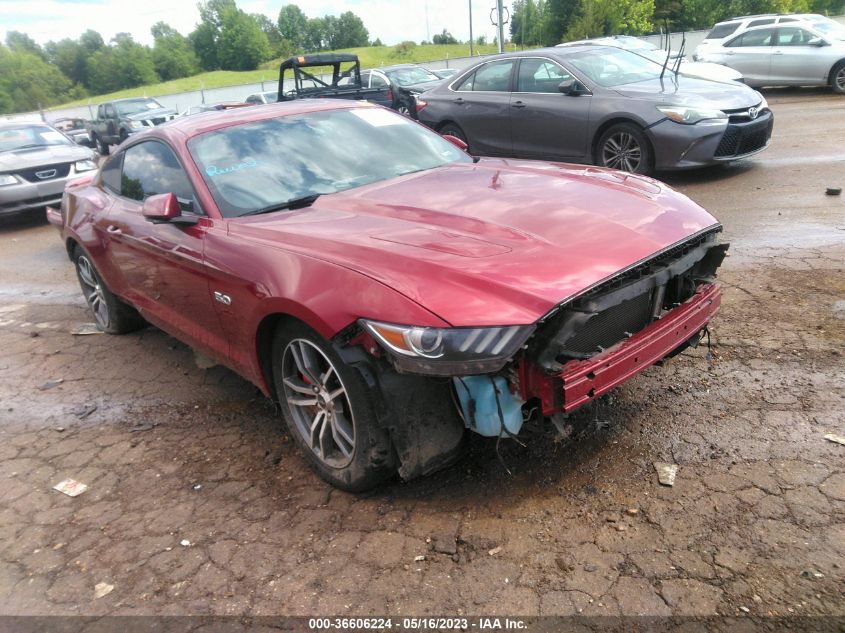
56;42;507;109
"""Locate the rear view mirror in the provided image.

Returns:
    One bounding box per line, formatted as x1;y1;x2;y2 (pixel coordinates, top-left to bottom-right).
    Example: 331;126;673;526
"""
442;134;468;151
142;192;185;223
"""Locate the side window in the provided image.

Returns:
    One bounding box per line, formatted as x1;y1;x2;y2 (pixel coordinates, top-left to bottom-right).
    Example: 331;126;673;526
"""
100;154;123;194
727;28;774;47
707;23;740;39
120;141;196;211
370;73;388;88
105;104;116;118
776;27;814;46
517;58;572;93
246;95;258;104
748;18;776;27
360;71;370;87
454;71;476;91
778;17;799;23
471;60;515;92
97;105;105;119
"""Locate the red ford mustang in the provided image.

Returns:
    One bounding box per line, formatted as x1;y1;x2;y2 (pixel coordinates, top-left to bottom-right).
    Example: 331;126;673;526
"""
49;100;727;490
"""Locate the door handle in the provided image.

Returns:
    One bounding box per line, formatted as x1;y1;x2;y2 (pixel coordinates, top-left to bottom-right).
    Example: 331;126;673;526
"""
512;101;526;108
726;50;734;55
773;50;783;55
453;97;465;104
106;225;122;236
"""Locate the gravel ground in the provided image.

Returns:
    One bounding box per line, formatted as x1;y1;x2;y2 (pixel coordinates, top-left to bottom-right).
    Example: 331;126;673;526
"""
0;88;843;622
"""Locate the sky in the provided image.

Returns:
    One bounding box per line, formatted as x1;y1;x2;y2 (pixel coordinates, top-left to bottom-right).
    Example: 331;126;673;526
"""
0;0;508;48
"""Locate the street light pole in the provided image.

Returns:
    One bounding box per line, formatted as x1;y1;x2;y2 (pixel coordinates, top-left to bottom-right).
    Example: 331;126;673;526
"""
496;0;505;53
469;0;474;56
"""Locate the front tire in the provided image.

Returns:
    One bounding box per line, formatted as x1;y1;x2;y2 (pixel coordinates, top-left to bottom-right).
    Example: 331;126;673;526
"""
831;61;845;95
94;134;110;156
596;123;653;175
272;322;395;491
72;246;144;334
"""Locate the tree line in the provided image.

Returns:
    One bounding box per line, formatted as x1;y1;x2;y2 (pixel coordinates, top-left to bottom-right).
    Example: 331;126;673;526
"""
512;0;844;46
3;0;844;115
0;0;371;115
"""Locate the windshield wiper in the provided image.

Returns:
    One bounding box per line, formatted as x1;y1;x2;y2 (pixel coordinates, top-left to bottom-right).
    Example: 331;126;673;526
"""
239;193;321;217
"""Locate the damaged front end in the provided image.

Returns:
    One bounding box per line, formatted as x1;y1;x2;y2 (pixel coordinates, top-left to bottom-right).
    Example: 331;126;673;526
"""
339;227;728;479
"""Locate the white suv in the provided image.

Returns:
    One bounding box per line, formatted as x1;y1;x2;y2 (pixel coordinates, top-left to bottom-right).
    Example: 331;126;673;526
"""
693;13;843;60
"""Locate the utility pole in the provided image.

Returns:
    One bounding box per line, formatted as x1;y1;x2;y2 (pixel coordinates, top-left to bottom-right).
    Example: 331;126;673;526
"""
491;0;506;54
469;0;474;56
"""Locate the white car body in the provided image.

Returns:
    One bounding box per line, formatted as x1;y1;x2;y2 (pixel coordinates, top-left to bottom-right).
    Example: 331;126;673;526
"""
696;21;845;91
694;13;845;60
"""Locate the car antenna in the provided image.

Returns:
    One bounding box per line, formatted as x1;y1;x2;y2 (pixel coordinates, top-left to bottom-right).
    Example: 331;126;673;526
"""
673;2;687;76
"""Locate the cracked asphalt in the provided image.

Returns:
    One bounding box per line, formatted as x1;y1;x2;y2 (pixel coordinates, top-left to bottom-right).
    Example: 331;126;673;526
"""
0;88;843;621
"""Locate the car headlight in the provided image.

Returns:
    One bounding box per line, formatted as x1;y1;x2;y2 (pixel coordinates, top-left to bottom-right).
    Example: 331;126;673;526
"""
656;105;728;125
360;319;535;376
74;159;97;172
127;120;144;130
0;174;18;186
755;93;768;110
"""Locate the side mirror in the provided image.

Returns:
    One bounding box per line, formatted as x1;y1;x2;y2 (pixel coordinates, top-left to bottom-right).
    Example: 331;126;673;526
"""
559;79;587;96
442;134;468;151
809;37;827;47
142;192;183;222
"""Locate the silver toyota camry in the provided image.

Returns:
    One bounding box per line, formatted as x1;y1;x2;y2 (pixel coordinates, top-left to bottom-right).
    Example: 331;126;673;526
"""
696;22;845;93
416;45;773;174
0;121;98;218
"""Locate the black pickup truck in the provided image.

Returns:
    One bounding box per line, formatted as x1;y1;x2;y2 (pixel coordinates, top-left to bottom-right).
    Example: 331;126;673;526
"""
88;97;178;155
276;53;392;108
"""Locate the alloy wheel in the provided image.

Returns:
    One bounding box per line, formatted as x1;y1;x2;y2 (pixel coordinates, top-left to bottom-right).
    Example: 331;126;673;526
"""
281;338;356;468
397;104;411;116
76;255;109;330
835;66;845;92
601;132;643;173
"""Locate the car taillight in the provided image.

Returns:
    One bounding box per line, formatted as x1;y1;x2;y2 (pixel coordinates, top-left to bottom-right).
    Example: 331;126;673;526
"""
415;98;428;112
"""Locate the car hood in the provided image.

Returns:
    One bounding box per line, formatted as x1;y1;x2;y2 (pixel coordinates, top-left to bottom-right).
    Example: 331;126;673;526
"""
0;144;94;171
125;107;177;121
613;74;760;109
231;159;720;326
678;61;742;83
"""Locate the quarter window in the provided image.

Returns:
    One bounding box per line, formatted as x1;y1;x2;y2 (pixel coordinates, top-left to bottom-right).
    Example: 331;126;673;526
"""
517;59;572;93
120;141;195;210
100;155;123;194
370;73;388;88
748;18;776;27
707;23;740;39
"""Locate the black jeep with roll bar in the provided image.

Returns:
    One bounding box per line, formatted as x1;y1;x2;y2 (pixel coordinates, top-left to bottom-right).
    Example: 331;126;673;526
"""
276;53;393;108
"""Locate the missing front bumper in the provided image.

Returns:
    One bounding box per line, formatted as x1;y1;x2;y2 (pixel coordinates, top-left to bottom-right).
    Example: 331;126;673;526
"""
519;282;722;415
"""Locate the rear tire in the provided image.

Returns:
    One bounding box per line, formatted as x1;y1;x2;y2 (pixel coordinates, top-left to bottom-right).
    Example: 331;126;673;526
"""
271;322;395;491
72;246;144;334
831;61;845;95
595;123;653;175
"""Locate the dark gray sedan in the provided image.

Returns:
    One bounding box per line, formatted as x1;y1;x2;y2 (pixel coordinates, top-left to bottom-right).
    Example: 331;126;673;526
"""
416;45;773;174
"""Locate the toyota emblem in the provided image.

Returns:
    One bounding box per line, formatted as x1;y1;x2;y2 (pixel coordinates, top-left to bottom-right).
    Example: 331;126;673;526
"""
748;107;759;120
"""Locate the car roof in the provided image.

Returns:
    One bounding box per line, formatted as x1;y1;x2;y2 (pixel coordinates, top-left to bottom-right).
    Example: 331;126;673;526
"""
732;20;822;33
144;98;371;143
378;64;428;72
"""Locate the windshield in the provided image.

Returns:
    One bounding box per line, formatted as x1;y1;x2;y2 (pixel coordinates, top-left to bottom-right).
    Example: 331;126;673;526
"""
565;48;666;87
810;20;845;38
0;125;72;152
115;99;165;115
385;67;440;86
189;107;472;217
